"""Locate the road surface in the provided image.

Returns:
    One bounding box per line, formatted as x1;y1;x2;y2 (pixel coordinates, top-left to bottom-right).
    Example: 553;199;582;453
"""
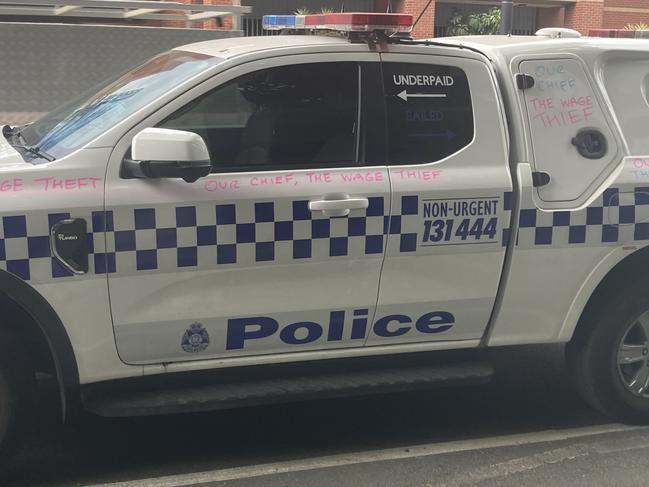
3;345;649;487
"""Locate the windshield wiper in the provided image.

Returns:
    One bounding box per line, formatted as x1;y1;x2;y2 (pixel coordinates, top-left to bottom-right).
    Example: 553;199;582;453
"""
12;143;56;162
5;127;56;162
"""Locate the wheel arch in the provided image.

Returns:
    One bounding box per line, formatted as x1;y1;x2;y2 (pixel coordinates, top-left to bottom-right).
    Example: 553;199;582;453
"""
562;245;649;345
0;269;79;422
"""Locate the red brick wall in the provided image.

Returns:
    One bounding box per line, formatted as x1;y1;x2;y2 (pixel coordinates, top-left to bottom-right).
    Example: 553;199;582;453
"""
602;0;649;28
155;0;646;34
204;0;237;29
161;0;236;30
395;0;436;38
565;0;604;35
158;0;438;36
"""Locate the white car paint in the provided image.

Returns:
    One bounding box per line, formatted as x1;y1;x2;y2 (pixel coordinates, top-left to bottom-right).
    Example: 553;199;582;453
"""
0;33;648;385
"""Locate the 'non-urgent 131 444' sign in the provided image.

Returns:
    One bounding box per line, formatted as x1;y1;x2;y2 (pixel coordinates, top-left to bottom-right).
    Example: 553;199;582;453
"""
421;197;500;246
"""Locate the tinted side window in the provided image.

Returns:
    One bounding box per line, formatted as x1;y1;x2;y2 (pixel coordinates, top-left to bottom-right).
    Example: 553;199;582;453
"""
382;62;474;164
159;62;360;171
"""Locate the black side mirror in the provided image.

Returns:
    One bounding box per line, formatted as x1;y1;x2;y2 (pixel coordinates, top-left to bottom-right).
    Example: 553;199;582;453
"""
123;159;211;183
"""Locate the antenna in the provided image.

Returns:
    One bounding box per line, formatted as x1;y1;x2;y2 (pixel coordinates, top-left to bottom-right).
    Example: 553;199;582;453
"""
412;0;434;31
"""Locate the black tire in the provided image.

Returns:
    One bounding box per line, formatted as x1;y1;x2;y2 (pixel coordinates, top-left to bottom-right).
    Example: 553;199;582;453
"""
0;328;34;457
567;279;649;423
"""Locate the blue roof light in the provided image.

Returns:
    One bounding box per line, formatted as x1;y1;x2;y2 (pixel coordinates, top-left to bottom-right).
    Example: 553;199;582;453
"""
263;15;303;30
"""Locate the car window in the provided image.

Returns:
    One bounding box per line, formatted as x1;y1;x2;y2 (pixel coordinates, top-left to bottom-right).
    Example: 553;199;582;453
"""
520;58;618;202
18;50;223;162
158;62;361;171
382;62;474;165
601;56;649;155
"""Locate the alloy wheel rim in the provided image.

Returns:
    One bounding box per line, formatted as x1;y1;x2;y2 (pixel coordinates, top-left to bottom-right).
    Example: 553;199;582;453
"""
617;310;649;397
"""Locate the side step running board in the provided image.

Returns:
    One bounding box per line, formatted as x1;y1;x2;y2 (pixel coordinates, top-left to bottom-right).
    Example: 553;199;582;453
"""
83;362;494;418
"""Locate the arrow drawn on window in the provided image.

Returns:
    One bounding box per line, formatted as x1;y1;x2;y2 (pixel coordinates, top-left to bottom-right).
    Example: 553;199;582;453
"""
408;130;456;140
397;90;447;102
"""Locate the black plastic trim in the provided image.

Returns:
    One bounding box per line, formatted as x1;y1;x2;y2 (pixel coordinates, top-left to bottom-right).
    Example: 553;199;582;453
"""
361;62;388;166
516;73;535;90
82;348;491;417
532;171;551;187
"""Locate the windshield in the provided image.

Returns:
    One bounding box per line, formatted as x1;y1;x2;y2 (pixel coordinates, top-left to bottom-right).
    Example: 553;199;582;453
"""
17;50;223;162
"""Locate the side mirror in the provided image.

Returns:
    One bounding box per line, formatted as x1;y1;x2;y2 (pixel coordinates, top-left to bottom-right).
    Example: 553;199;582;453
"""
123;128;212;183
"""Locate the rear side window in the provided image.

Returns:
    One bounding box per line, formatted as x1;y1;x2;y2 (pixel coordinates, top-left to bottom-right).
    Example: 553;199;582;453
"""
520;58;618;203
159;62;360;171
382;62;474;165
601;56;649;155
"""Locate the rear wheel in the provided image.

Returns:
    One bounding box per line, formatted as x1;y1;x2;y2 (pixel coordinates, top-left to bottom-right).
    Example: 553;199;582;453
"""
567;281;649;422
0;329;34;457
616;312;649;398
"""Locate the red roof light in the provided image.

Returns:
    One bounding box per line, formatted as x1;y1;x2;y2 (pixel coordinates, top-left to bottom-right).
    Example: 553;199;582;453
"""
303;12;413;33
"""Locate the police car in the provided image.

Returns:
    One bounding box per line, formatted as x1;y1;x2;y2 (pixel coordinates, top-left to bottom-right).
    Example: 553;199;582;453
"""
2;12;649;452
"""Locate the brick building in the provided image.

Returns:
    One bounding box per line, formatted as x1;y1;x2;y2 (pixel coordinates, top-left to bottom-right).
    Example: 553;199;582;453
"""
232;0;648;38
398;0;649;38
4;0;643;37
564;0;649;35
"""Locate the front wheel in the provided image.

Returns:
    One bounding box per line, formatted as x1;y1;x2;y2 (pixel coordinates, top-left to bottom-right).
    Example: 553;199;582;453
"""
567;282;649;422
0;329;33;457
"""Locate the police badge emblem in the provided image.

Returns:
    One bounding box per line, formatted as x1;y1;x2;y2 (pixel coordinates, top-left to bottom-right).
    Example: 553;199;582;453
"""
181;322;210;353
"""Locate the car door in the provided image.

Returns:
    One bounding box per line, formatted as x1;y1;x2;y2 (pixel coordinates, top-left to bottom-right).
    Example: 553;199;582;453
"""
517;56;621;205
366;48;512;347
104;54;390;364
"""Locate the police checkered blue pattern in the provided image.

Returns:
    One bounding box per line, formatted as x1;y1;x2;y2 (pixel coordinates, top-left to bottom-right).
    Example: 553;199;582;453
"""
5;188;649;281
386;194;421;254
103;196;390;275
0;211;104;281
508;187;649;248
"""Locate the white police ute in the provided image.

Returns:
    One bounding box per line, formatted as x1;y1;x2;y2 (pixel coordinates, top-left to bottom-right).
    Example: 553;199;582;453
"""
2;12;649;452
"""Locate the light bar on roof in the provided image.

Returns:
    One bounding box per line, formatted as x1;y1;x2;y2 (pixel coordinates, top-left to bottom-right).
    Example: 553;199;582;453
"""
262;12;413;34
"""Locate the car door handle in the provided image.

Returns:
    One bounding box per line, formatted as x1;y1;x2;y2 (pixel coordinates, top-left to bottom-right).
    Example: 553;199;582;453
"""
309;196;369;217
